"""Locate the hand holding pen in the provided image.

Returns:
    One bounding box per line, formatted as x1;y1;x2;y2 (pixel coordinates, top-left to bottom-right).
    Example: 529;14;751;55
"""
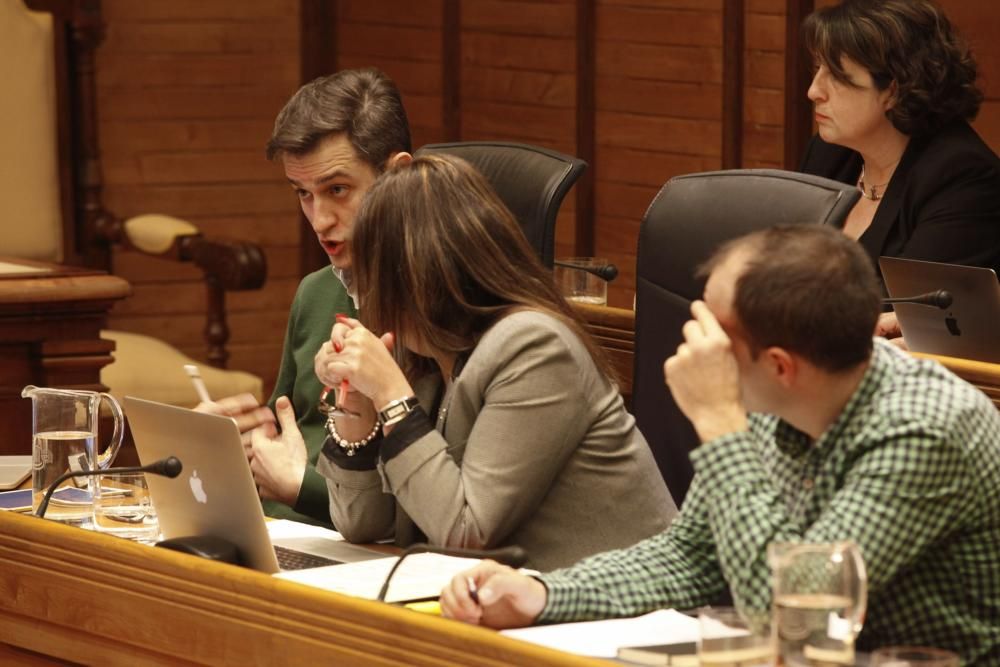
316;314;412;409
439;561;547;629
186;364;275;447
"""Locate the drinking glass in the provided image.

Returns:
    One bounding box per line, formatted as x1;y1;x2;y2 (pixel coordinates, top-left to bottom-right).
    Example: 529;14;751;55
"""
92;471;159;543
697;606;774;667
769;541;867;667
554;257;608;305
870;647;960;667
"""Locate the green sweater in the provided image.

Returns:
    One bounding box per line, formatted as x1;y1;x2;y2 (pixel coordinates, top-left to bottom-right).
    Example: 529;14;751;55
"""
262;267;357;526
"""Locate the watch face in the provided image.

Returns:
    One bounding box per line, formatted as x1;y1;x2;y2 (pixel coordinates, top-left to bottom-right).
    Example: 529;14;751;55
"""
379;396;419;425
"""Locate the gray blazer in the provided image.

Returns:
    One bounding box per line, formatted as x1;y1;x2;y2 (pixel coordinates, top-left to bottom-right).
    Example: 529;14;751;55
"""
317;310;677;570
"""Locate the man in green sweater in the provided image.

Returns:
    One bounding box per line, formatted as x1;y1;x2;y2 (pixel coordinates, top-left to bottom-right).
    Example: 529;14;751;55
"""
197;68;412;525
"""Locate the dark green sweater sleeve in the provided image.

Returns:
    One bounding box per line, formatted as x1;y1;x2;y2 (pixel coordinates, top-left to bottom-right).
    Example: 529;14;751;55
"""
261;268;358;526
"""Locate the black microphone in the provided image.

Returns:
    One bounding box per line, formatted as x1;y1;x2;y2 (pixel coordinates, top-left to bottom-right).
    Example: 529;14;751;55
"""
884;289;953;309
36;456;182;519
553;260;619;282
375;542;528;603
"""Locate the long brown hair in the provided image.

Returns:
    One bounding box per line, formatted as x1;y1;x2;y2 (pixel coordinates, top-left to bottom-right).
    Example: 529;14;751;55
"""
351;153;615;381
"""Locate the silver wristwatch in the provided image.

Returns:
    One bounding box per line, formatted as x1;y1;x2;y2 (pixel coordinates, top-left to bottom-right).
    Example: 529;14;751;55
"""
378;396;420;426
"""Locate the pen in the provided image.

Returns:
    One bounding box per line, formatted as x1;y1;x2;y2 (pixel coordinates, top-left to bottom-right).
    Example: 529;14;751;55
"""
183;364;213;404
337;379;351;409
466;576;480;604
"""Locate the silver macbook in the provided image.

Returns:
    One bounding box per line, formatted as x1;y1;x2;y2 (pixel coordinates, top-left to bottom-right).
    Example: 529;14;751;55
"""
124;396;384;573
880;256;1000;363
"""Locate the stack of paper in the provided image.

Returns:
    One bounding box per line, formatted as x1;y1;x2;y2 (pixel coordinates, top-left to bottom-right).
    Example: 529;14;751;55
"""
275;552;482;603
501;609;700;658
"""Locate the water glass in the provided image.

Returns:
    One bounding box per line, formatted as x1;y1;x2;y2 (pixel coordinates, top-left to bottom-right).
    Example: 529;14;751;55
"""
554;257;608;305
92;472;159;542
698;606;774;667
871;647;960;667
769;541;867;667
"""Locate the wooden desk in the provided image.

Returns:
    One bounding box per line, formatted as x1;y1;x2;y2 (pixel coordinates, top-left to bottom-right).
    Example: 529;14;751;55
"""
572;303;1000;411
0;258;130;453
0;511;605;666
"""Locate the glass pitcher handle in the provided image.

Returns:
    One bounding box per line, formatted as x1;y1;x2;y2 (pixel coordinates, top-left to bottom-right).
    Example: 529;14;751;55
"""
96;392;125;469
844;541;868;634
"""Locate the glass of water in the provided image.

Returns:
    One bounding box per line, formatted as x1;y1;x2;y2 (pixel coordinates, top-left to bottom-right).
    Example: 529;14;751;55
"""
92;472;159;543
554;257;608;305
769;541;867;667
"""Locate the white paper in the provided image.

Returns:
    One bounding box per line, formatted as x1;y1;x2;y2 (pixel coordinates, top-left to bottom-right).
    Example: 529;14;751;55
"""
275;552;482;603
266;518;346;542
501;608;700;658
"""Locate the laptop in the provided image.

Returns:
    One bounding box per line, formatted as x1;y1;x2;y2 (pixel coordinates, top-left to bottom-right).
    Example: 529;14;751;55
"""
124;396;385;574
879;256;1000;363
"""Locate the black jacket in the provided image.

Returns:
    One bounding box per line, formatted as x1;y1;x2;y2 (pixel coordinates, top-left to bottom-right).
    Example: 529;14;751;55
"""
800;121;1000;274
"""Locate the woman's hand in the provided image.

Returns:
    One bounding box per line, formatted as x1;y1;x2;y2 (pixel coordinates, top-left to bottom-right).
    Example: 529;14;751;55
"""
249;396;307;505
314;315;413;410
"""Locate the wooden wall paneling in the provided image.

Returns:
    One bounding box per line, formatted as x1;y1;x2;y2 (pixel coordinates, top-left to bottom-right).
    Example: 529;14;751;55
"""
443;0;461;141
337;0;446;150
741;2;786;168
457;1;580;258
299;0;338;276
593;2;724;308
98;0;302;398
783;0;814;169
722;0;745;168
937;0;1000;152
575;0;596;256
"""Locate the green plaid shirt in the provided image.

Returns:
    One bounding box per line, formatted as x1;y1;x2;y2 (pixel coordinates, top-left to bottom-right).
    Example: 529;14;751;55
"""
540;339;1000;664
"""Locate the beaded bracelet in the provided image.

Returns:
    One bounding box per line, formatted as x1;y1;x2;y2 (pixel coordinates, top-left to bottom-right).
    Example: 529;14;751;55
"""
326;416;381;457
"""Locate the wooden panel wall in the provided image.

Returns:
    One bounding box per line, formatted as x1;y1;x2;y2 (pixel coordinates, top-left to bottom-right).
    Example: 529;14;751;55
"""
96;0;301;397
939;0;1000;150
92;0;1000;395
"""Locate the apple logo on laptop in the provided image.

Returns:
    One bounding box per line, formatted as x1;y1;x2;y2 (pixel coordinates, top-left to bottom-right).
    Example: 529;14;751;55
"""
189;470;208;504
945;316;962;337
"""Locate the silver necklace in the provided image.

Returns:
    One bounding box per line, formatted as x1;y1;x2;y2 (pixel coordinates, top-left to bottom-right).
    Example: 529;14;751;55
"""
857;163;890;201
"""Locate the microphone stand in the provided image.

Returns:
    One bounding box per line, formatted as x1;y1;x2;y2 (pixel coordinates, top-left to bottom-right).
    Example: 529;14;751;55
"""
553;260;619;283
883;289;953;309
36;456;182;519
376;542;528;603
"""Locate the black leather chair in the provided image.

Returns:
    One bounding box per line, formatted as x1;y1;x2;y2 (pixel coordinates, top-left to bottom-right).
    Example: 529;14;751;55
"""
415;142;587;267
633;169;860;505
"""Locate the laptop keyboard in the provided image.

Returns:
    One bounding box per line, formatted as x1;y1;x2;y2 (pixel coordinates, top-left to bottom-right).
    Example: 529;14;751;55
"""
274;544;342;571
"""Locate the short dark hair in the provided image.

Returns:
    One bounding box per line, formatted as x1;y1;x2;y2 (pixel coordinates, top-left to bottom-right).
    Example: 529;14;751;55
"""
701;225;882;373
265;68;412;169
803;0;982;136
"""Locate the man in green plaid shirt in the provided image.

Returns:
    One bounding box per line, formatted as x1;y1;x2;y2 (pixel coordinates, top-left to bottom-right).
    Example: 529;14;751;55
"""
441;226;1000;664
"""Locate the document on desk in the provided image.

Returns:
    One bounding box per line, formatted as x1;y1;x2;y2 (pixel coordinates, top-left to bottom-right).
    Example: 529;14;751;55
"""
500;609;699;658
275;553;482;603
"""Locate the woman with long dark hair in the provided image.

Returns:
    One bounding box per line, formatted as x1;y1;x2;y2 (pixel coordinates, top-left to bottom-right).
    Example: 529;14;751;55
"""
257;154;675;570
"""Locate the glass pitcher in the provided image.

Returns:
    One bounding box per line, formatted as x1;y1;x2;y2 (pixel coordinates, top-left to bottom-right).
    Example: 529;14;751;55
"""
22;385;124;522
769;541;868;667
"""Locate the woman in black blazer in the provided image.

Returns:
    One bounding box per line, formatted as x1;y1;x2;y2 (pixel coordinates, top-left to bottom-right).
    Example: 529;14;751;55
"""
798;0;1000;337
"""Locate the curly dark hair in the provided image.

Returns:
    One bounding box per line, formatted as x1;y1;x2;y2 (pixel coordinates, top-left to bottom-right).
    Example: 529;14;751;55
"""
803;0;982;137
